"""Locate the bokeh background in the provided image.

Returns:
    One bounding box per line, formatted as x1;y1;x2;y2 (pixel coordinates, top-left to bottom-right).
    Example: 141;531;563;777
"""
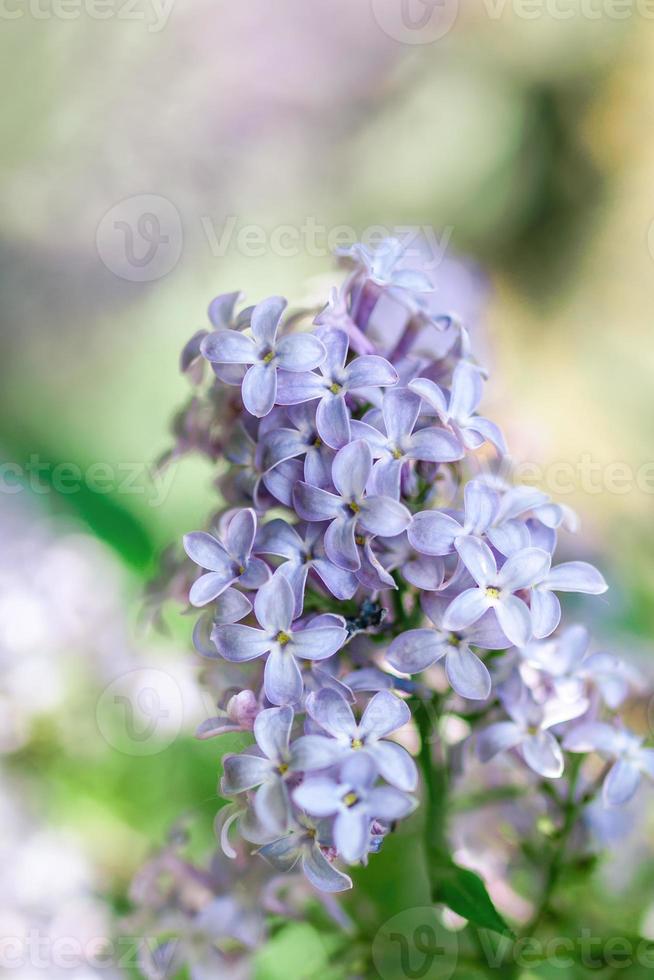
1;1;654;977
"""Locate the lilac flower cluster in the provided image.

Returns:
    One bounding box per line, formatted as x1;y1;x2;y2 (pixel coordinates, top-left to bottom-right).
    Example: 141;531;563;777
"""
174;236;650;898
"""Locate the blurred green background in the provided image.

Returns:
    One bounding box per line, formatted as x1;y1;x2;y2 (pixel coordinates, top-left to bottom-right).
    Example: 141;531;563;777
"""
1;2;654;977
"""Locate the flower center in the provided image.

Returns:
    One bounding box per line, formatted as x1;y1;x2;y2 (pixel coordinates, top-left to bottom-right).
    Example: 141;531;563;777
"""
342;791;359;808
277;762;289;775
262;350;275;364
313;436;322;448
276;631;291;646
329;382;342;395
351;737;364;749
349;501;361;515
485;586;501;600
391;447;404;460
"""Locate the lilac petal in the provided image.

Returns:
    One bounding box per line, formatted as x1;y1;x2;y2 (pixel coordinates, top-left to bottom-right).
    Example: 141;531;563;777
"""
275;370;326;404
357;539;396;591
368;740;418;792
497;548;551;591
466;609;511;649
366;786;415;821
408;426;463;463
639;749;654;780
308;688;356;738
486;521;530;557
276;332;326;371
222;752;273;793
291;625;347;662
316;326;349;374
302;845;352;892
445;646;492;700
325;516;359;571
387;629;445;674
213;588;252;624
359;496;411;537
344;355;398;391
382;387;421;443
562;722;619;753
449;361;483;420
258;834;302;873
603;760;641;807
463;481;499;534
189;570;237;607
254;574;295;633
332;440;372;499
225;508;256;562
304;444;336;488
311;559;359;600
290;735;343;771
408;377;448;418
239;557;271;589
455;536;497;587
350;418;392;456
250;295;285;347
260;428;308;471
369;458;403;500
253;777;291;835
468;416;507;453
196;715;240;738
360;690;410;739
278;563;309;616
201;329;257;364
294;483;343;522
334;808;370;863
255;519;303;560
442;588;491;632
242;362;278;418
254;705;293;763
403;554;445;590
477;721;523;762
263;458;303;507
207;290;241;328
495;594;532;648
543;561;608;594
293;778;341;817
212;624;271;662
408;511;461;556
183;531;232;573
522;731;564;778
264;649;304;706
530;589;561;639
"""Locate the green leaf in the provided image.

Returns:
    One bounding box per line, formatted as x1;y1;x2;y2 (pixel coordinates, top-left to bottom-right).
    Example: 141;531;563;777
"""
434;863;515;938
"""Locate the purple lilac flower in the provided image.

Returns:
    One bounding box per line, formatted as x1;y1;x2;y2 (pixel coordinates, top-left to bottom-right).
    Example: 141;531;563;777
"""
183;508;270;607
408;479;500;557
529;560;608;638
442;537;551;647
276;327;398;449
258;816;352;892
314;284;375;355
212;574;347;705
305;688;417;792
350;387;463;499
259;402;335;489
201;296;326;417
409;361;506;453
254;519;358;615
221;706;341;834
387;593;510;700
563;723;654;807
294;440;411;571
375;531;446;591
338;237;434;296
293;753;415;863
